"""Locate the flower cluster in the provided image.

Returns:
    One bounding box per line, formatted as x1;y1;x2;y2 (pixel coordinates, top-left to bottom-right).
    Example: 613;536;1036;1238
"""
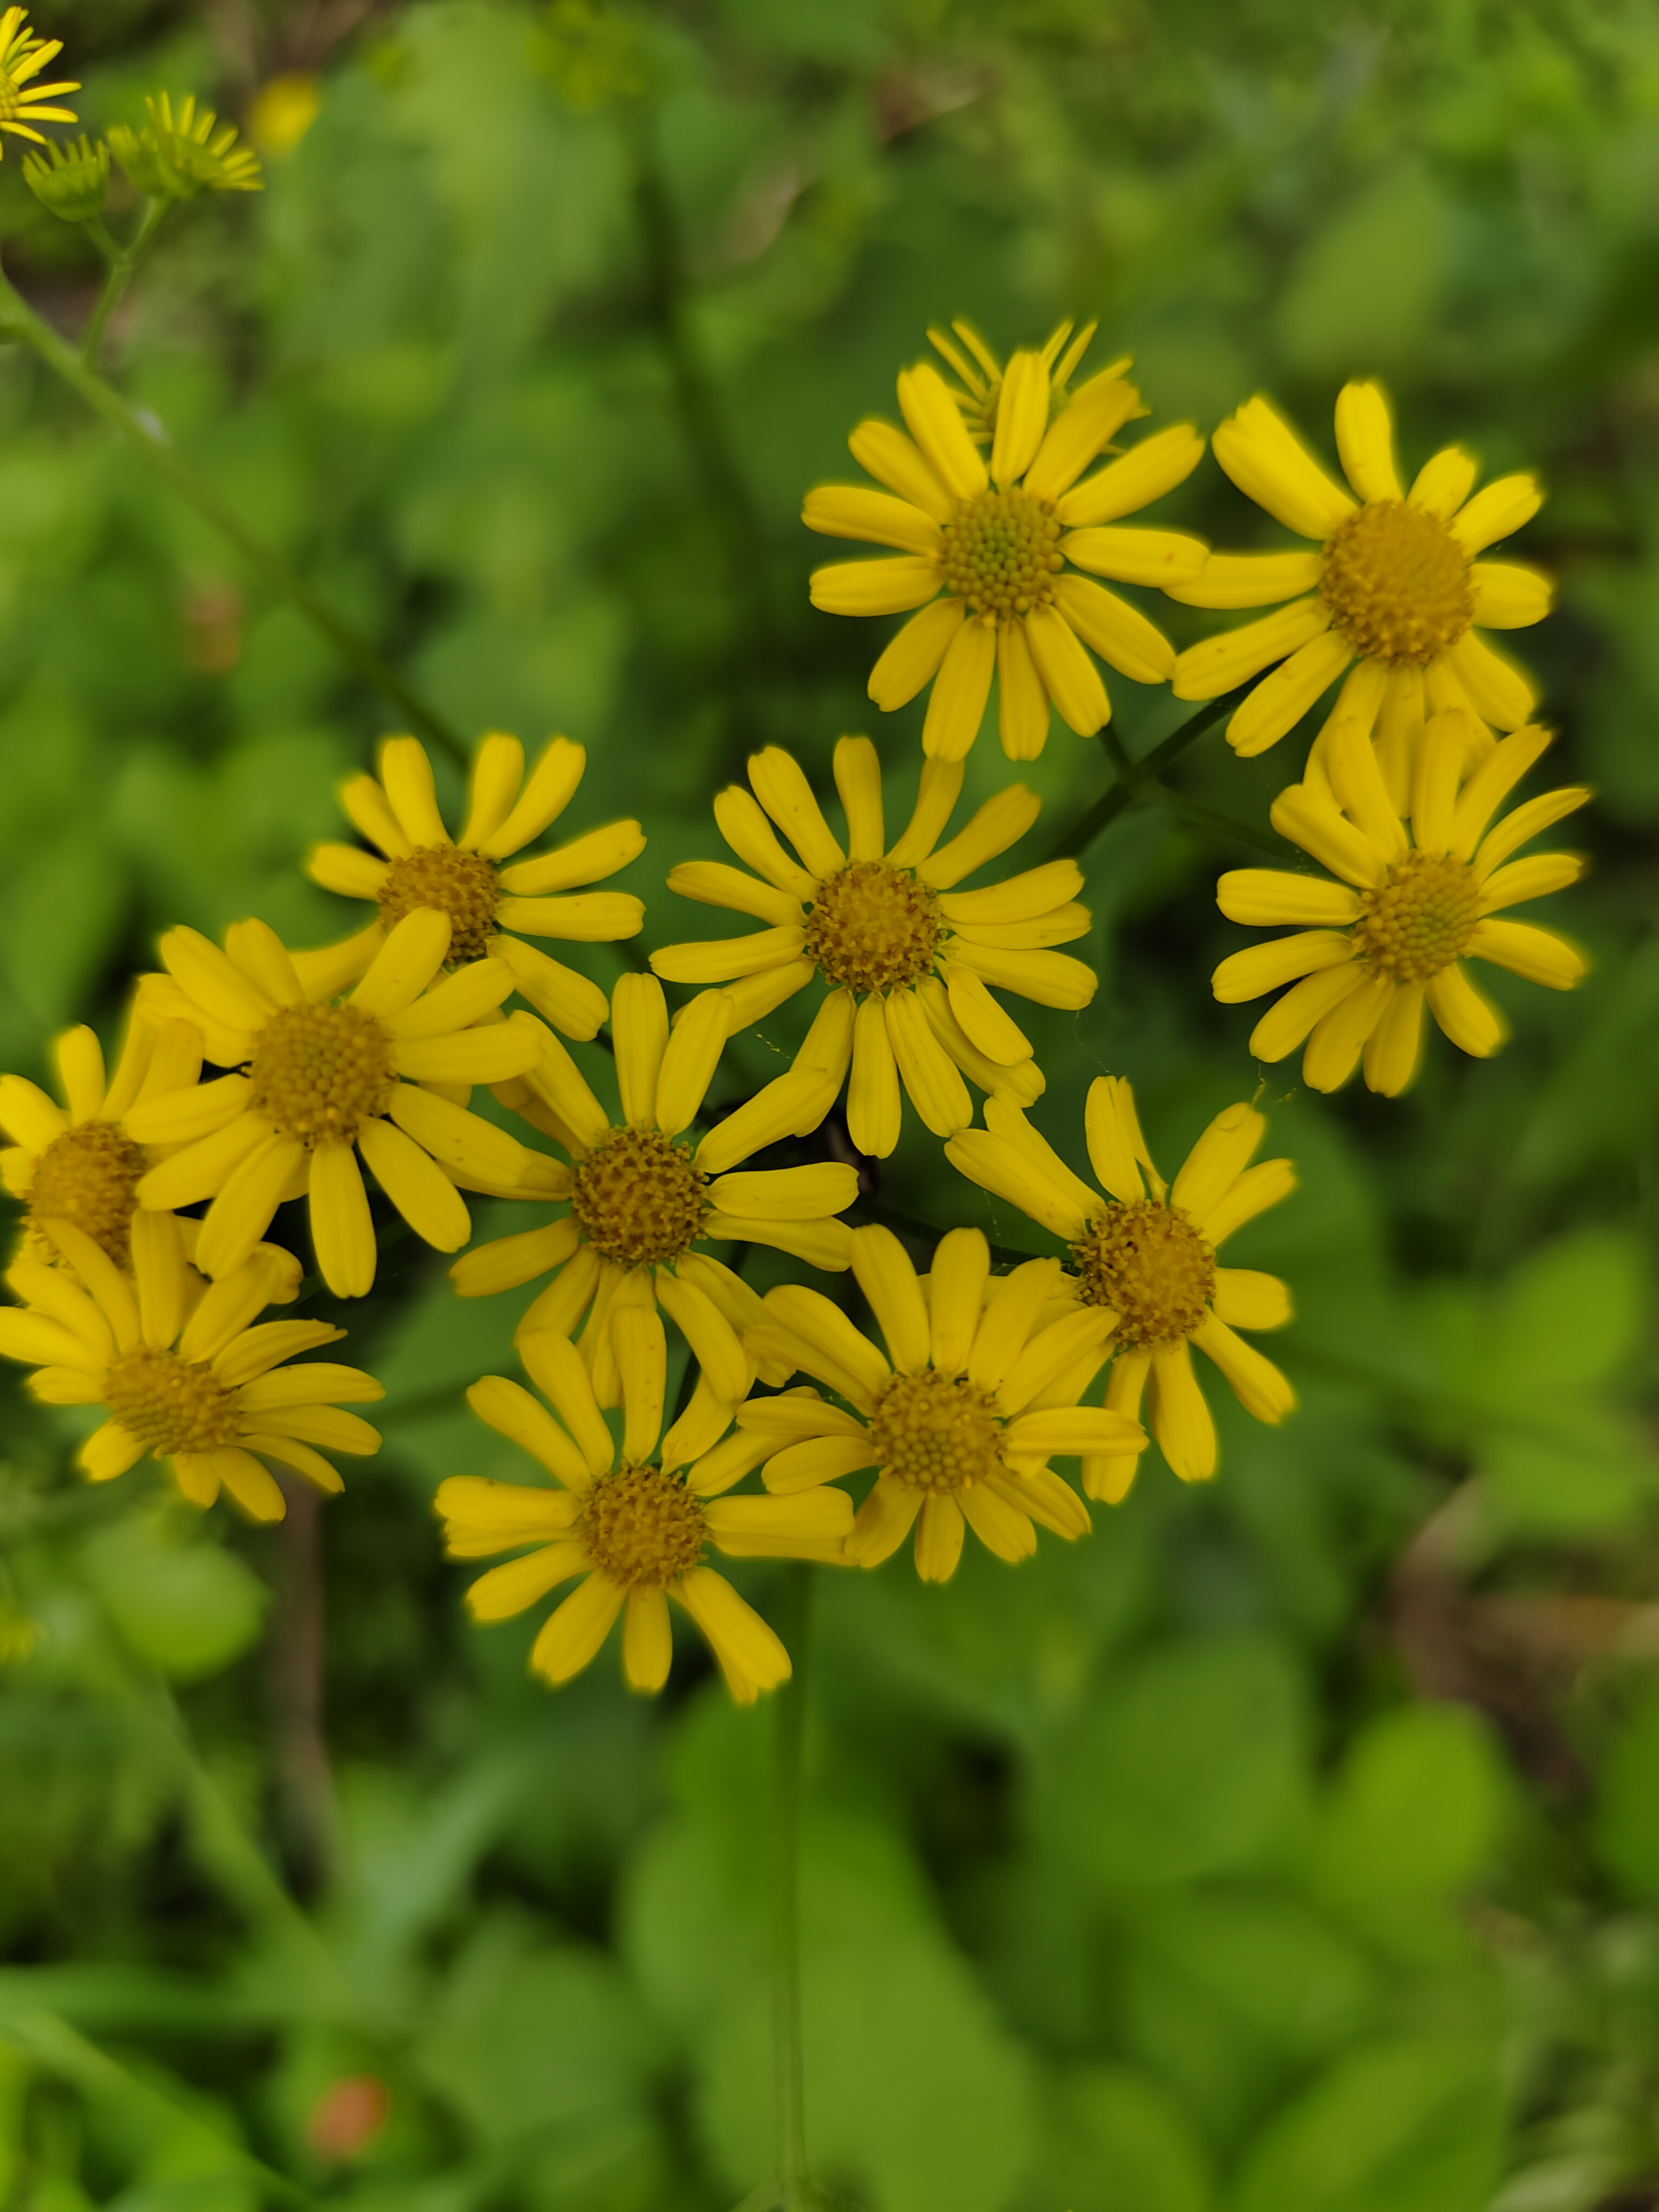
0;290;1587;1700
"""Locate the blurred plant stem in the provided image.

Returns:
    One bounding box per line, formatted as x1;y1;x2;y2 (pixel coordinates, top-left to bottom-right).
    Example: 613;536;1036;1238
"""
0;266;468;764
1043;686;1255;864
82;202;168;369
270;1476;340;1897
628;115;777;763
767;1563;821;2211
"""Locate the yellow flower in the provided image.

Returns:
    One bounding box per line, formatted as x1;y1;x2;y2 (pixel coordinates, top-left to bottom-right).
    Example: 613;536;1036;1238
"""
739;1223;1144;1582
1170;380;1552;765
650;737;1094;1159
438;1306;849;1701
805;320;1205;761
109;92;261;200
127;911;545;1297
248;73;319;156
452;972;858;1406
1212;708;1590;1095
307;733;646;1041
947;1078;1296;1496
0;8;77;153
1;1011;202;1268
0;1215;381;1522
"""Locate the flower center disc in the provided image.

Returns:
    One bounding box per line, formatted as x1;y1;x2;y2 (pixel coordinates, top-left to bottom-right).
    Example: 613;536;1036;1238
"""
1071;1199;1216;1349
940;486;1065;622
1353;849;1480;982
570;1127;709;1268
106;1345;240;1457
582;1464;706;1586
247;1001;397;1149
869;1368;1006;1493
28;1122;148;1264
806;861;941;995
377;846;501;963
1320;499;1475;667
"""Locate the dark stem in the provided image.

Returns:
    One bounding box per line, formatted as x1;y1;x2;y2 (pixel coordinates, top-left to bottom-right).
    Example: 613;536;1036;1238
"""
269;1475;339;1895
773;1562;814;2209
1043;687;1250;865
1143;783;1289;857
0;268;467;763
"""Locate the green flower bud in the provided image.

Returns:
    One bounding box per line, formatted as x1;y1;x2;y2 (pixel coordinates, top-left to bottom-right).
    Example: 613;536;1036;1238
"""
110;92;261;203
20;132;108;222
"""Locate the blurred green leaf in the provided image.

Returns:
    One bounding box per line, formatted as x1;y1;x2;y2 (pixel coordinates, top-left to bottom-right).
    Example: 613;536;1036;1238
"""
1313;1703;1506;1914
79;1520;268;1684
1042;2064;1214;2212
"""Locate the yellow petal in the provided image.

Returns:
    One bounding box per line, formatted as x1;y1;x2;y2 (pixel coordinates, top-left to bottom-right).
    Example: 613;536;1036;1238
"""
530;1573;625;1683
478;736;587;860
884;989;972;1136
349;908;452;1018
850;1224;930;1371
623;1588;674;1693
340;771;410;859
497;819;646;896
995;619;1050;760
1050;575;1174;685
1409;446;1477;521
943;963;1031;1064
1333;380;1401;502
1148;1339;1217;1481
1226;629;1353;758
159;926;271;1036
833;735;885;861
1448;631;1535;731
1211;396;1354;540
359;1116;471;1251
870;599;967;713
914;1494;966;1583
748;748;845;878
1054;425;1205;528
1302;969;1393;1092
1269;785;1386;888
1362;981;1426;1097
919;783;1040;888
1024;371;1142;501
989;348;1049;486
458;731;525;850
1248;963;1368;1063
802;484;942;555
305;1141;377;1296
1172;597;1329;703
927;1225;991;1374
1210;1268;1293;1332
377;736;450;846
847;993;901;1158
1083;1074;1147;1203
1446;472;1542;555
1213;930;1355;1005
1192;1312;1295;1426
469;1545;590;1622
810;556;942;617
1023;605;1109;735
1060;527;1207;591
944;940;1096;1009
1477;853;1584;915
386;1085;526;1187
196;1135;306;1281
897;361;988;501
1216;870;1361;928
673;1566;790;1693
921;616;996;761
1470;561;1552;630
1467;918;1586;991
847;418;955;522
1165;549;1324;610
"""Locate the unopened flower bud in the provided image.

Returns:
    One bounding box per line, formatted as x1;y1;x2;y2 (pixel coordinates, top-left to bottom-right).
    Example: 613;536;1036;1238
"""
21;132;107;222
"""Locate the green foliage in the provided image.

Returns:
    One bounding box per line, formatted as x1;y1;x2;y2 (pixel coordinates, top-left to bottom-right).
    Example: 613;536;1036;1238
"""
1;0;1657;2208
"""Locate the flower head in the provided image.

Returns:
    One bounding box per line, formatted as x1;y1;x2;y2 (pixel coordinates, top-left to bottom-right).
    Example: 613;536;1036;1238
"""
805;322;1205;761
307;733;646;1040
21;132;107;221
740;1224;1144;1581
452;972;858;1406
0;8;76;153
1;1011;202;1269
650;737;1095;1158
1170;381;1552;763
947;1079;1296;1496
1212;708;1589;1094
129;911;545;1297
0;1214;381;1521
248;73;319;157
109;93;260;200
438;1307;849;1701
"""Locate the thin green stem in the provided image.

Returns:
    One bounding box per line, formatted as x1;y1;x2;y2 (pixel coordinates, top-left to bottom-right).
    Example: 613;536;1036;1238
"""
773;1562;813;2210
1043;687;1248;865
1143;783;1288;857
0;268;467;764
81;198;168;368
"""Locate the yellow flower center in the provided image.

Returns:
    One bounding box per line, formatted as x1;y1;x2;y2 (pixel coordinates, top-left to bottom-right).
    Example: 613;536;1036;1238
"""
377;846;501;964
105;1345;241;1457
869;1368;1007;1494
940;486;1064;623
1071;1200;1216;1349
1353;849;1481;983
28;1122;148;1265
1319;499;1475;667
581;1463;706;1587
805;860;941;995
569;1127;709;1268
246;1001;397;1150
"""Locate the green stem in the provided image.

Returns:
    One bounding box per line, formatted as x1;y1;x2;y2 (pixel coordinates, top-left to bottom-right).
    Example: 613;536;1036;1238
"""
81;199;167;368
773;1562;814;2210
0;268;467;765
1143;783;1288;857
1043;688;1248;865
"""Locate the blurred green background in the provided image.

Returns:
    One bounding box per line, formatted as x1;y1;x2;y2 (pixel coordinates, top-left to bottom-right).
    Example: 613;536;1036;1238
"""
3;1;1659;2206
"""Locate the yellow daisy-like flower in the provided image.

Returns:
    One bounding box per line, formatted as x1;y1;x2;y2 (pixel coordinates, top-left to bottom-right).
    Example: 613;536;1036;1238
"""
453;972;858;1405
739;1223;1146;1582
108;93;261;200
1211;708;1590;1095
307;733;646;1041
1169;380;1552;764
0;8;77;153
1;1011;202;1268
0;1215;381;1522
805;320;1206;761
947;1079;1296;1497
438;1306;850;1702
650;737;1094;1159
127;910;543;1297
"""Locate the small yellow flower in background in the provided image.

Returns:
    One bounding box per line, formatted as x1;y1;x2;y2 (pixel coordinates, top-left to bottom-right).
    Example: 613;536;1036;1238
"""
740;1223;1144;1582
0;1596;43;1664
947;1078;1296;1496
0;1217;381;1522
651;737;1094;1159
439;1307;849;1701
307;733;646;1041
1169;380;1552;768
805;320;1206;761
452;972;858;1406
21;132;107;222
1212;709;1589;1095
127;911;544;1297
110;93;262;200
1;1012;202;1268
248;73;320;157
0;8;77;153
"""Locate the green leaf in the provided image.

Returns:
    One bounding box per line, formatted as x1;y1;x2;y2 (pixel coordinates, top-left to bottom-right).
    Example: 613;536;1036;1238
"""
1278;165;1449;374
79;1520;268;1684
1480;1231;1647;1396
1042;2065;1214;2212
1231;2037;1506;2212
1314;1704;1506;1911
1593;1687;1659;1902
